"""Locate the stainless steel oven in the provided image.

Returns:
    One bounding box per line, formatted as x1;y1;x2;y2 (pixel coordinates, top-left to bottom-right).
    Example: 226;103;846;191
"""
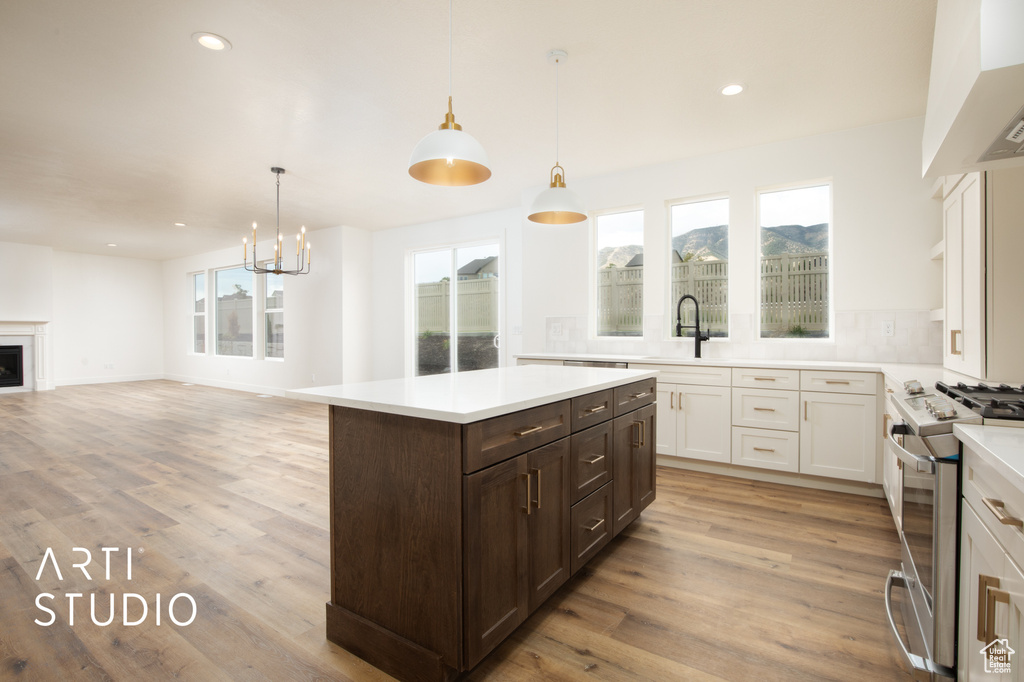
884;383;981;679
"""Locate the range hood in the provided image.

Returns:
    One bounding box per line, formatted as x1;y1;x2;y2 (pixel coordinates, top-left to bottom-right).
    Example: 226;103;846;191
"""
922;0;1024;177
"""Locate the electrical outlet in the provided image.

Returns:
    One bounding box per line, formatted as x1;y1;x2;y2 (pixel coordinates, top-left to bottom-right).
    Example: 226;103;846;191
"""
311;373;316;383
551;323;563;337
882;320;895;337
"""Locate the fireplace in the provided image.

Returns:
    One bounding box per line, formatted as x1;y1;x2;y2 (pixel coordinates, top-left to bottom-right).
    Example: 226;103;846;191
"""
0;345;23;388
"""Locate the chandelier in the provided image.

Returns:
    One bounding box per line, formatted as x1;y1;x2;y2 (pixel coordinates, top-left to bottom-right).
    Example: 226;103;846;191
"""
243;167;310;275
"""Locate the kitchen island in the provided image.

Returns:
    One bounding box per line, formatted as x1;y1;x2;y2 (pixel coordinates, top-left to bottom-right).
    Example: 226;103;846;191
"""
287;365;658;682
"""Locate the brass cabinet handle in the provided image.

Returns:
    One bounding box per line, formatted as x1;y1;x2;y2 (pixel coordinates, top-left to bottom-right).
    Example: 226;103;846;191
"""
670;392;674;409
982;497;1024;528
883;413;892;439
753;407;776;412
987;586;1010;644
639;420;646;447
804;401;808;421
584;405;607;414
629;391;650;400
584;454;606;465
583;518;605;532
753;377;776;382
514;425;544;438
951;329;962;356
532;468;542;509
753;447;776;453
825;380;851;385
522;473;531;516
978;574;1000;642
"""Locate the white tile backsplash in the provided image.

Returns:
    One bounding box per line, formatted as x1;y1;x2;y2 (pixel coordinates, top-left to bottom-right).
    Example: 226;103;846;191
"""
544;309;942;364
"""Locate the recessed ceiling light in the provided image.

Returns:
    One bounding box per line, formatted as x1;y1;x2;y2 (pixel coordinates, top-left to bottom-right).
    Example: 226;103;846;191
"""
192;32;231;51
174;222;186;227
721;84;744;96
106;243;117;247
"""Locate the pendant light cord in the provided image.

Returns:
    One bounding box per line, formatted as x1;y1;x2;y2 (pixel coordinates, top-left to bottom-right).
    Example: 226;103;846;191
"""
555;55;560;166
448;0;452;99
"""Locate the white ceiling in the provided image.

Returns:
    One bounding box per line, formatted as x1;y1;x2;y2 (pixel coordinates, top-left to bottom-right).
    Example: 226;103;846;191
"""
0;0;937;261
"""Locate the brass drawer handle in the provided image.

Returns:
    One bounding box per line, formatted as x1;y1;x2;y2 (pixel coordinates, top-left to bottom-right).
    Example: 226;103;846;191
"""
753;447;776;453
583;518;605;532
514;425;544;438
951;329;962;356
753;377;776;382
584;405;607;414
584;454;606;465
825;380;851;385
629;391;650;400
753;407;776;412
982;497;1024;528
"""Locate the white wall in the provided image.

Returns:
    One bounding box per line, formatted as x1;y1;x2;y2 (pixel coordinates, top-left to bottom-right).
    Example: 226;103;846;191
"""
51;251;164;384
161;225;371;394
0;241;53;321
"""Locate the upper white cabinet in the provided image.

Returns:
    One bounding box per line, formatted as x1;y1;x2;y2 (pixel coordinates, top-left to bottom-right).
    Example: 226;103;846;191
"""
942;168;1024;383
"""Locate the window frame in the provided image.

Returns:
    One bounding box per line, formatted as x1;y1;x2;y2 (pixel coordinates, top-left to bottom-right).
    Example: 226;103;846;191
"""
755;179;834;341
262;267;285;361
591;205;646;340
190;271;207;355
213;265;256;358
666;193;731;341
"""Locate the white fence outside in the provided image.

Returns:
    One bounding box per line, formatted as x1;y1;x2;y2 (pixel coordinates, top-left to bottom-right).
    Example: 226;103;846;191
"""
417;278;499;333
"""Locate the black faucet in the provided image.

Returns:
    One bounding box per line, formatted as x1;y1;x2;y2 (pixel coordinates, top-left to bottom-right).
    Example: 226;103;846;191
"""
675;294;710;358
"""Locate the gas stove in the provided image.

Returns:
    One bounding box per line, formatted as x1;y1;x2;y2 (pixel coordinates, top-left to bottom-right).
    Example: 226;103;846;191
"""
935;381;1024;422
891;380;981;436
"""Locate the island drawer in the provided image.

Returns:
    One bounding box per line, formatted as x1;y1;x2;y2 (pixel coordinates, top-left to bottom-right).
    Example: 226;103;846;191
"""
570;421;613;504
463;400;570;473
570;482;613;575
613;378;657;417
571;389;614;431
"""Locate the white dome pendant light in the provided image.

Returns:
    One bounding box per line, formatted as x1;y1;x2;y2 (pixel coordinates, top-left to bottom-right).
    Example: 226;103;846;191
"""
528;49;586;224
408;0;491;186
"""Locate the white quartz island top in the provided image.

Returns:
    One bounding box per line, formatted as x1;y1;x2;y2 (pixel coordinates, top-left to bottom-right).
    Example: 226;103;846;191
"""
286;365;658;424
955;424;1024;492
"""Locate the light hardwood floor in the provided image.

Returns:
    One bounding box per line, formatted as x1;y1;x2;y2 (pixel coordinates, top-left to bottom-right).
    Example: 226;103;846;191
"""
0;381;911;680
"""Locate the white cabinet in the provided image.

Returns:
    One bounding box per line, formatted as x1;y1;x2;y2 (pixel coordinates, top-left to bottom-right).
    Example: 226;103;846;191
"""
656;382;731;463
943;171;985;378
799;391;878;483
881;381;902;533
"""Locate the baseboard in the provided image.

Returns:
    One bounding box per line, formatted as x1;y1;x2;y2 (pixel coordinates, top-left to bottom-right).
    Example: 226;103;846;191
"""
55;373;164;387
657;454;885;498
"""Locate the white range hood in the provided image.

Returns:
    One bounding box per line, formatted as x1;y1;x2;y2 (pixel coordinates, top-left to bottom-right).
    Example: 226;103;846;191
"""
922;0;1024;178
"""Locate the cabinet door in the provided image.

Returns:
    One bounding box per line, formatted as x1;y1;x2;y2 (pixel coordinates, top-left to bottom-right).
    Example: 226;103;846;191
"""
527;439;571;612
677;385;731;463
635;404;656;514
612;412;640;536
881;392;902;533
944;172;985;378
799;391;877;482
960;502;1013;680
463;455;529;669
655;382;677;456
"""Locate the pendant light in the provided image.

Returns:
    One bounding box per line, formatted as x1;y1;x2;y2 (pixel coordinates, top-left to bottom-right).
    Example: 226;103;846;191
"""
408;0;491;186
528;49;586;224
242;167;311;276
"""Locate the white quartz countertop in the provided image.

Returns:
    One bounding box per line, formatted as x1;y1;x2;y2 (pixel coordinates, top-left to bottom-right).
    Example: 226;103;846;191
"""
955;424;1024;492
286;365;658;424
515;353;979;389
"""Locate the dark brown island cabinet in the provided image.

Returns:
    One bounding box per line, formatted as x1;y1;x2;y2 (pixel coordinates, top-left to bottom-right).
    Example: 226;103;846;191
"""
322;375;656;682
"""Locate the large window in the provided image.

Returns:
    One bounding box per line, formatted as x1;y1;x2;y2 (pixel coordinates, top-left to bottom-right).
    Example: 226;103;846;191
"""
265;271;284;359
670;197;729;338
192;272;206;353
414;243;500;376
758;183;831;338
595;209;644;337
215;267;254;357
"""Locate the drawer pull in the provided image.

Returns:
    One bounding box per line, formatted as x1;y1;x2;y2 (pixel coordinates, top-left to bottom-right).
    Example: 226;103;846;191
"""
514;425;544;438
583;518;605;532
753;407;776;412
629;391;650;400
753;447;776;453
982;497;1024;528
753;377;776;382
584;454;606;465
825;380;851;385
583;405;607;415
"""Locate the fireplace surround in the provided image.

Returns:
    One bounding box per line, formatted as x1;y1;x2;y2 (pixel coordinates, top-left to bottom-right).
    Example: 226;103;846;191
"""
0;345;23;388
0;322;51;391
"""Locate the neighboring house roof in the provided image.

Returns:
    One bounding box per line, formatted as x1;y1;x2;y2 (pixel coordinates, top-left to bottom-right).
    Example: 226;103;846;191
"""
458;256;497;276
625;254;643;267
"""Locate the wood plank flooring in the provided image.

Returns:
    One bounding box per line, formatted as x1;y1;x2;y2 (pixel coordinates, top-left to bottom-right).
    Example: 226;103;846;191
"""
0;380;912;680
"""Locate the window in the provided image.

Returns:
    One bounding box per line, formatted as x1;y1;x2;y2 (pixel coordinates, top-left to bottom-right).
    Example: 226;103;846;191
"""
215;267;254;356
669;197;729;338
758;183;831;338
192;272;206;353
265;271;284;359
413;243;500;376
595;209;644;337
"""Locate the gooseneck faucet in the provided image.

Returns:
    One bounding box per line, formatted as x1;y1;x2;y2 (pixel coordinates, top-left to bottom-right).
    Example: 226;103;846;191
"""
676;294;710;358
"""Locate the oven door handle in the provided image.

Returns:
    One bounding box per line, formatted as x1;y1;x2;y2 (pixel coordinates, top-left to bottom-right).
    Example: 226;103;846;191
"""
889;423;938;474
885;569;956;679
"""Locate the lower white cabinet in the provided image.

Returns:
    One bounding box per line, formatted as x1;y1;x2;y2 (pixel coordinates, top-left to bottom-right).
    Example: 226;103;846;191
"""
799;391;878;483
881;384;902;532
731;427;799;472
656;382;730;463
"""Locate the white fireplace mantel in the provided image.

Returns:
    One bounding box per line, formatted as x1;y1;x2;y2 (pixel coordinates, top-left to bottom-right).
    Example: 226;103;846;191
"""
0;322;53;391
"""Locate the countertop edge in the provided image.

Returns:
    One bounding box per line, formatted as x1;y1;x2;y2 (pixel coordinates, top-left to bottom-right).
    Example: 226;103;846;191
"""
955;424;1024;492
